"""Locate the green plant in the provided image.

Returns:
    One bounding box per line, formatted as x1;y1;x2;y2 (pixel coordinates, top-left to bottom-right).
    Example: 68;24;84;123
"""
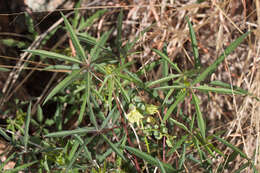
1;7;258;173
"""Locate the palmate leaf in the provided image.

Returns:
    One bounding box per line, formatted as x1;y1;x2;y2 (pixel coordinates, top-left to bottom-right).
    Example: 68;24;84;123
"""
192;31;250;85
43;69;82;104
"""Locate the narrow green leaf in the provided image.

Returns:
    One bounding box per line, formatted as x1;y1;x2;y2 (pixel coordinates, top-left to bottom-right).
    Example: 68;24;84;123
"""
25;12;37;38
25;49;82;64
225;150;239;167
44;127;97;137
44;64;80;71
193;136;204;162
68;140;80;162
114;61;136;73
98;76;109;94
156;158;166;173
122;70;144;86
5;161;37;173
77;33;97;46
0;127;11;141
192;92;206;139
101;106;116;129
78;75;89;124
78;9;107;31
169;118;190;133
114;77;130;103
192;31;250;85
168;135;188;156
1;38;27;49
163;89;186;122
77;33;116;60
61;12;86;62
154;83;187;90
66;136;93;171
137;59;162;76
193;85;246;95
0;67;10;72
107;76;114;111
210;80;251;95
152;48;182;73
37;105;43;123
146;74;181;87
234;162;251;173
89;93;99;129
162;42;169;79
54;104;62;131
162;88;174;105
72;0;82;28
187;17;200;69
206;136;225;157
44;69;82;104
190;112;196;131
178;143;186;169
101;134;126;161
78;90;87;124
24;102;31;151
91;29;113;62
213;135;248;159
125;146;176;172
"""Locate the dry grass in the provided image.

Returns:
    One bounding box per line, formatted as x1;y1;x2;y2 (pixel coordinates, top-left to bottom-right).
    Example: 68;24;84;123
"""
107;0;260;171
